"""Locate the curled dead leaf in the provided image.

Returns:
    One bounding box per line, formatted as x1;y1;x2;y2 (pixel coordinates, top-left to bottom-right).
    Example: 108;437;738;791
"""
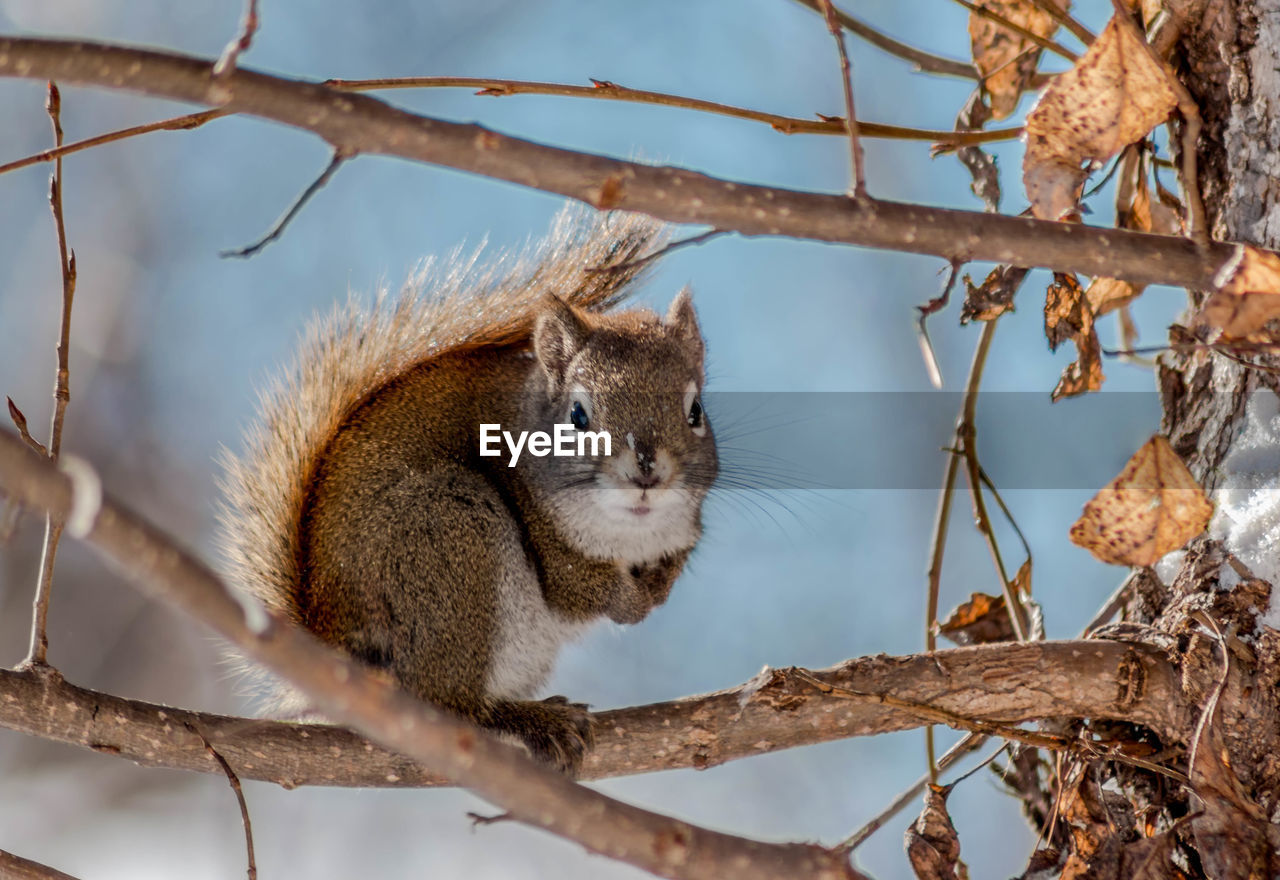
1044;273;1104;400
1069;435;1213;566
969;0;1069;119
1023;15;1177;220
961;265;1027;323
1199;244;1280;338
905;785;966;880
1087;277;1142;317
937;592;1014;645
1045;272;1089;350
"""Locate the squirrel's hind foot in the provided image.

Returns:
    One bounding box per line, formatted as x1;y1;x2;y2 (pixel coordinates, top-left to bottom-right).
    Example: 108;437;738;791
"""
490;696;595;776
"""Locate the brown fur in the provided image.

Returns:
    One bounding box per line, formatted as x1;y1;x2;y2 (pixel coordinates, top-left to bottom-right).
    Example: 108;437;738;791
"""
217;209;717;773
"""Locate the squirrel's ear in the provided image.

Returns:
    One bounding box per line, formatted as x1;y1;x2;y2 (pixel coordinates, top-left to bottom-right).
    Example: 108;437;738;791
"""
534;296;590;388
664;288;703;355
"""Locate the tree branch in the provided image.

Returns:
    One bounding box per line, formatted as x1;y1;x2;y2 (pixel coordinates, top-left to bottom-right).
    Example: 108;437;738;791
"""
0;37;1241;291
323;75;1020;145
786;0;979;79
0;633;1186;789
0;850;81;880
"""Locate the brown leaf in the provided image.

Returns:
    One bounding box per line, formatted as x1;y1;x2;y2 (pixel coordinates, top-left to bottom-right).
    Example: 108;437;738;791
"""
1045;272;1089;350
1023;15;1177;220
969;0;1069;119
1119;832;1184;880
1069;435;1214;566
1053;330;1104;400
961;265;1027;323
1044;273;1105;399
1087;277;1142;317
937;592;1015;645
1199;244;1280;338
905;785;965;880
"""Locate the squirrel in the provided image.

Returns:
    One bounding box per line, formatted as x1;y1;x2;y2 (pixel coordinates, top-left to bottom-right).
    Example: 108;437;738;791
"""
216;208;717;774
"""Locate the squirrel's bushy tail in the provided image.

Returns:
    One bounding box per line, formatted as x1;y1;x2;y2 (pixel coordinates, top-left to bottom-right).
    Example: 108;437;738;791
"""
215;208;666;640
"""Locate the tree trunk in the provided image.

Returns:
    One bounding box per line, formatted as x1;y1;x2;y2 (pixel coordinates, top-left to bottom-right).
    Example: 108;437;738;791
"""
1004;3;1280;877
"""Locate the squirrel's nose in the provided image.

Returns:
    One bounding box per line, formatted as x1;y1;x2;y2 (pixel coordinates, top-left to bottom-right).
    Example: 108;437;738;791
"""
631;472;661;489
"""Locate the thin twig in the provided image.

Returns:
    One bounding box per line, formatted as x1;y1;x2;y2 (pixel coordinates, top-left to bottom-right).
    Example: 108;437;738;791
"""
584;229;726;275
214;0;260;77
916;259;964;388
325;76;1023;146
976;466;1032;562
467;811;515;827
1025;0;1096;47
786;0;978;78
26;81;77;668
816;0;867;199
7;398;48;456
949;0;1080;62
948;743;1010;788
188;723;257;880
222;150;350;258
1082;573;1138;635
840;733;989;851
958;321;1030;641
923;446;962;784
0;109;227;179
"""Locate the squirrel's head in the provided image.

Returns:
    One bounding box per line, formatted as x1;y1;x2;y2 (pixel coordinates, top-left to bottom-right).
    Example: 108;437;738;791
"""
522;290;717;564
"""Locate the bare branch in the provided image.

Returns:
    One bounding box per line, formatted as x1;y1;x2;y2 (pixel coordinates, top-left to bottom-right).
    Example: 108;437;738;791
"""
816;0;867;199
0;634;1184;789
584;229;727;275
188;723;257;880
0;37;1243;290
0;109;227;178
324;75;1020;146
221;150;351;259
786;0;978;79
0;849;81;880
6;398;48;456
27;81;77;668
214;0;261;77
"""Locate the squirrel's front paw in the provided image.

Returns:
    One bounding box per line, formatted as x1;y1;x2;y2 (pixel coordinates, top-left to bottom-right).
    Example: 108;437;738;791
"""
493;696;595;775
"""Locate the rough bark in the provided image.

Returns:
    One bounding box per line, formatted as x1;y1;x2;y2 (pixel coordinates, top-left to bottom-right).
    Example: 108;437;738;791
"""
0;640;1184;789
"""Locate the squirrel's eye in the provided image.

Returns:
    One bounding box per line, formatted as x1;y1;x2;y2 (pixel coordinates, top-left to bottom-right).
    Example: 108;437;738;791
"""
687;398;703;429
570;400;590;430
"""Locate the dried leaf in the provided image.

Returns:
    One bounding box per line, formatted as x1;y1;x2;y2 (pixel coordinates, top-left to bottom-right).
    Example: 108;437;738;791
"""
961;265;1026;323
938;592;1015;645
1053;327;1104;400
1118;832;1183;880
1044;273;1105;399
969;0;1069;119
905;785;965;880
1199;244;1280;338
1023;15;1177;220
1069;435;1213;566
1045;272;1089;350
1087;277;1142;316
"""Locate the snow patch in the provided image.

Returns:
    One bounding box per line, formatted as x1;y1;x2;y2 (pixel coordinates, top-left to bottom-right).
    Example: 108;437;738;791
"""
1209;392;1280;627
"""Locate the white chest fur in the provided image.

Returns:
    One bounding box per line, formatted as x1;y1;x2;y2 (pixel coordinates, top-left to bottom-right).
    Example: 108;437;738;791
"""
485;552;591;699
